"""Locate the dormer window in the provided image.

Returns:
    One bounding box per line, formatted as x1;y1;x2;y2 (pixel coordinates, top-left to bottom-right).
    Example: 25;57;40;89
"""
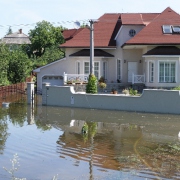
129;29;136;37
172;26;180;33
162;25;180;34
162;25;172;34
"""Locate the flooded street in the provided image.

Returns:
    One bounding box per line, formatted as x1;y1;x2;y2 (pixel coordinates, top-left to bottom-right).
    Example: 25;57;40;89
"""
0;95;180;180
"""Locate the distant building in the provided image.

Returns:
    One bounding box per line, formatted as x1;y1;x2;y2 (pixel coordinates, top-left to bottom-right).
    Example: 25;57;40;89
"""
1;29;31;49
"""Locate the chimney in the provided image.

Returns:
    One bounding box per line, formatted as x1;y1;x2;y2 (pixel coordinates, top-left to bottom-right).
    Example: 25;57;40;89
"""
19;29;22;34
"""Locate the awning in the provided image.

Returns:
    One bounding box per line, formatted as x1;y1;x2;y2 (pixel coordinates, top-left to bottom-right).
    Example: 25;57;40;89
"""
69;49;114;57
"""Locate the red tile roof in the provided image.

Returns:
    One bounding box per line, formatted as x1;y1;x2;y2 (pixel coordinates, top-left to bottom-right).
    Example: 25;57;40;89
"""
60;13;121;48
60;7;180;49
121;14;144;25
62;28;83;41
124;7;180;46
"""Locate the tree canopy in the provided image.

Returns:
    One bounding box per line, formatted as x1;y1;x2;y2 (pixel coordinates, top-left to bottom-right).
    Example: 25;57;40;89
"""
28;20;65;57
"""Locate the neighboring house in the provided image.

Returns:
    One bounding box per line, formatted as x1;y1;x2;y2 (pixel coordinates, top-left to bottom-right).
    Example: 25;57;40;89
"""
1;29;31;49
34;7;180;92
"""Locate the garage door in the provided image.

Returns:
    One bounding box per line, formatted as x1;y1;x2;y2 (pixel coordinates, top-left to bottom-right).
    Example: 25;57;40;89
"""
42;76;64;86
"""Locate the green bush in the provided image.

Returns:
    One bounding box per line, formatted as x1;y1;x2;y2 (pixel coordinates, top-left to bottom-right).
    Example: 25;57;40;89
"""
171;86;180;90
86;74;97;94
129;88;138;96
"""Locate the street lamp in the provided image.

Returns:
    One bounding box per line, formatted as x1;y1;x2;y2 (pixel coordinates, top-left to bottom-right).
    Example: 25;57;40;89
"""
87;19;98;75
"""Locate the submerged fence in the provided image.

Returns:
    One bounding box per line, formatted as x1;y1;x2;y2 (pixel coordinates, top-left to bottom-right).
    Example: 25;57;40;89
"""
0;82;27;101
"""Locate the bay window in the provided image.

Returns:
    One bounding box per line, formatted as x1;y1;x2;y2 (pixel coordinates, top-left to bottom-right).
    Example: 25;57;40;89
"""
159;61;176;83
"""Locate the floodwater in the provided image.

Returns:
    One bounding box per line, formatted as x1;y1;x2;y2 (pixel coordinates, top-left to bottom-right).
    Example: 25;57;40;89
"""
0;95;180;180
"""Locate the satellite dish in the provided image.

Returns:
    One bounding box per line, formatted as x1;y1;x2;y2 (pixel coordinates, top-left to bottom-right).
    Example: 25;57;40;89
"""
74;21;81;29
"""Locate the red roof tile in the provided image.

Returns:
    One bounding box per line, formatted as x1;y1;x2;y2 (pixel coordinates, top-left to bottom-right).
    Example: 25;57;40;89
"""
124;7;180;46
62;28;83;41
60;13;121;48
121;14;144;25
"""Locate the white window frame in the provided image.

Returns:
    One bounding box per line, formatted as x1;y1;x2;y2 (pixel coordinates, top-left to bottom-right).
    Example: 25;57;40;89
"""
162;25;172;34
158;60;176;83
149;61;154;83
83;61;100;79
76;61;80;74
116;59;122;81
84;61;90;74
103;61;107;80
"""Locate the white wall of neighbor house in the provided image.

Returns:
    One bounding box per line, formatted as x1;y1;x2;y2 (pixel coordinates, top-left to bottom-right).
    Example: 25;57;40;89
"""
144;56;180;88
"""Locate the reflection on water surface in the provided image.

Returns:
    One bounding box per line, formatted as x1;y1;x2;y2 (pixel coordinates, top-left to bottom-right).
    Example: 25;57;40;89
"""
0;96;180;179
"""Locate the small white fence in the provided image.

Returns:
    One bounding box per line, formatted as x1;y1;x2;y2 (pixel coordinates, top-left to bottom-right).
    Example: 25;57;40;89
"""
64;72;89;84
132;74;145;84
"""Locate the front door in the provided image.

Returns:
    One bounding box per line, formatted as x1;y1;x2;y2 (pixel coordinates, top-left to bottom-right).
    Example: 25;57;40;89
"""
128;62;138;82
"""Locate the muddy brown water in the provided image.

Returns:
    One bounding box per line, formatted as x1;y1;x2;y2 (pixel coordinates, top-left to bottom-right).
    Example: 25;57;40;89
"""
0;95;180;180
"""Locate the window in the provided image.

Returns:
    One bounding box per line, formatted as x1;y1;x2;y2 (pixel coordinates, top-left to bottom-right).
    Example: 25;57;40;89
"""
159;62;176;83
94;62;99;79
84;62;100;79
129;29;136;37
84;62;89;74
117;59;121;80
149;62;154;82
103;61;107;80
76;61;80;74
172;26;180;33
162;25;172;34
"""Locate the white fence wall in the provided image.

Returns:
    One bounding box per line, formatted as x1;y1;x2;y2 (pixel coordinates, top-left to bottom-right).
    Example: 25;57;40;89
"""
42;84;180;114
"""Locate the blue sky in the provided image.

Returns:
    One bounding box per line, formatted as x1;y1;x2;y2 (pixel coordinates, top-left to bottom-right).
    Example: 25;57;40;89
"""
0;0;180;38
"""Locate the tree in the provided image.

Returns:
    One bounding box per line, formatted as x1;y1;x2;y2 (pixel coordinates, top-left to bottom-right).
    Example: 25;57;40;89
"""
6;26;13;35
86;74;97;94
28;21;65;57
34;45;65;66
0;44;10;85
7;49;32;84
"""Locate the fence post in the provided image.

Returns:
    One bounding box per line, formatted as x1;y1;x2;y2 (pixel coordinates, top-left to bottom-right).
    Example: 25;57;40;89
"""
27;82;34;104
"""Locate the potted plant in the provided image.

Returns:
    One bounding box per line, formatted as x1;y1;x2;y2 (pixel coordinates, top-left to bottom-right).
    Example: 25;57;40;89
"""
98;82;107;92
122;88;129;95
111;88;118;94
67;80;73;84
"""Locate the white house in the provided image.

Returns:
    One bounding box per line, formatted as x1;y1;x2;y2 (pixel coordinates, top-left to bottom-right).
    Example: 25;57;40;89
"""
33;7;180;93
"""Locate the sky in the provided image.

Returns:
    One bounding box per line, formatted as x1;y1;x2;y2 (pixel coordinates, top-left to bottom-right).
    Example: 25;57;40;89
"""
0;0;180;38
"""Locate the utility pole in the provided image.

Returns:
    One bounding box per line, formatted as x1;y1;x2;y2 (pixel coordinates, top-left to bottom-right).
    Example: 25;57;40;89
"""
88;19;98;75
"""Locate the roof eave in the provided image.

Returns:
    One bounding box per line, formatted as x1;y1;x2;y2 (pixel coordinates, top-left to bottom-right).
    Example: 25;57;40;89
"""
122;43;180;48
60;46;117;49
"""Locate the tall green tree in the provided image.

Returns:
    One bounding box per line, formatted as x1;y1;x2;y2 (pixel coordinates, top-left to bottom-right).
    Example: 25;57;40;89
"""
29;21;65;57
0;44;10;85
8;49;32;84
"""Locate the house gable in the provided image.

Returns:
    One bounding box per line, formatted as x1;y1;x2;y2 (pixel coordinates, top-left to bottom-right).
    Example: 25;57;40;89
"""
123;7;180;47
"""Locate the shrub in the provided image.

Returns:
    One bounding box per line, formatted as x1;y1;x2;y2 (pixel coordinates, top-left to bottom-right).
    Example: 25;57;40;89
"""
129;88;138;96
86;74;97;94
122;89;129;95
171;86;180;90
98;82;106;89
98;76;105;83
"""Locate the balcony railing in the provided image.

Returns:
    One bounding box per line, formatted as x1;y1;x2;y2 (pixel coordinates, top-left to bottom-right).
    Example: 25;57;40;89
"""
64;72;89;84
132;74;145;84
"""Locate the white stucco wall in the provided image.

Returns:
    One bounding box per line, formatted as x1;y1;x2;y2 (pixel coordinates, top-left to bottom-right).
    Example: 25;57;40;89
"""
116;25;145;47
35;58;68;92
42;85;180;114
